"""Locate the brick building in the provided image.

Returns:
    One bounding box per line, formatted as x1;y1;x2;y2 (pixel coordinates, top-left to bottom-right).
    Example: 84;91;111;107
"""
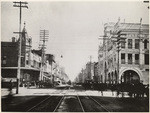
1;25;55;87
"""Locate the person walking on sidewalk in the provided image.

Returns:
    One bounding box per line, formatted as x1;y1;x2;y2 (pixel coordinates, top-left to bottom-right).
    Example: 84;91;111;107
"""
7;79;13;103
8;79;13;94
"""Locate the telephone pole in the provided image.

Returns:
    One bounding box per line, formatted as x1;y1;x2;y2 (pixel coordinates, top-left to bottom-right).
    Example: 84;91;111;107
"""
89;56;92;80
13;1;28;94
39;30;49;82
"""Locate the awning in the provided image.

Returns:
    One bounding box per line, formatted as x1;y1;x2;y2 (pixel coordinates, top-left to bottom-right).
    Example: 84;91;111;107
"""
2;67;40;71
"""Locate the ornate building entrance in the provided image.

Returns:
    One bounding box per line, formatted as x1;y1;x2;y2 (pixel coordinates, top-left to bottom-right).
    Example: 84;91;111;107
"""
121;70;140;84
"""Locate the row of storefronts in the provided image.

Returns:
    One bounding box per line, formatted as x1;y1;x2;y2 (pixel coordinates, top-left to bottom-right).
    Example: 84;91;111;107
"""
1;24;69;88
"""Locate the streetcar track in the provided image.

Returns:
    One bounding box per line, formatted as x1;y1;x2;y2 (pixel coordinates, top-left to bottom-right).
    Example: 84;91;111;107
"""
26;87;111;112
85;92;111;112
76;95;85;112
27;88;67;112
27;95;52;112
53;96;64;112
88;96;111;112
53;88;68;112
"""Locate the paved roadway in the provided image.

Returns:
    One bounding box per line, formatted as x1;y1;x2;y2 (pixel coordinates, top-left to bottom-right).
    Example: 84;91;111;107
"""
1;85;149;112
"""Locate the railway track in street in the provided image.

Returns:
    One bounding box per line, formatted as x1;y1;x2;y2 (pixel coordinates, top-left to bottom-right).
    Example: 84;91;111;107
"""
27;88;68;112
2;86;149;112
88;96;111;112
27;95;52;112
76;91;111;112
53;94;65;112
76;94;85;112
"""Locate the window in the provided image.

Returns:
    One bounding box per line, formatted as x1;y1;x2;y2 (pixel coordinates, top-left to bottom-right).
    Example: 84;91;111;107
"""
26;60;29;65
121;41;125;48
145;54;149;65
145;69;149;71
39;63;41;68
135;54;139;64
2;56;7;64
114;55;116;62
144;40;148;49
21;57;24;65
128;54;132;64
135;39;139;49
128;39;132;49
121;53;125;64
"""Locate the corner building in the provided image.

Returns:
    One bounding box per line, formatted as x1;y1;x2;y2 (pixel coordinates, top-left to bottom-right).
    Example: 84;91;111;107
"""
98;20;149;85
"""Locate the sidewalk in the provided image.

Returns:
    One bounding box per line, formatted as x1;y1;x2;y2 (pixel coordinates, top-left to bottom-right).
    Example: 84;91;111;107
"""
84;90;130;97
1;87;56;97
2;87;130;97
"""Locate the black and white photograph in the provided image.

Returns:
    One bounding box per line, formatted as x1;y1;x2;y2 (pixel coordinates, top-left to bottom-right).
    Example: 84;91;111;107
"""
1;0;149;112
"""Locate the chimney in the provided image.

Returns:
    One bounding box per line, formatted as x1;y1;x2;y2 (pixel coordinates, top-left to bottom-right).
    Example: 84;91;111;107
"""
12;37;16;42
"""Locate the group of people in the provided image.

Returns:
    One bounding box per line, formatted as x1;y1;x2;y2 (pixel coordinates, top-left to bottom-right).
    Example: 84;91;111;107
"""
82;82;149;98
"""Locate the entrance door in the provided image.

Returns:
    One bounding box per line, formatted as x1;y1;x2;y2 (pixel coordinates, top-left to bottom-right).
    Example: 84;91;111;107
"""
121;70;140;84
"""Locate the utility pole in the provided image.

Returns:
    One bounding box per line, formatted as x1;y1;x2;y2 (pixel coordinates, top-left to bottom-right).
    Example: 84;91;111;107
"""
13;1;28;94
89;56;92;80
39;30;49;82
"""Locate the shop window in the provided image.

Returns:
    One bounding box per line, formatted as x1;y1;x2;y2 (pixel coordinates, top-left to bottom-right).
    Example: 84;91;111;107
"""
135;54;139;64
121;53;125;64
128;39;132;49
128;54;132;64
135;39;139;49
145;54;149;65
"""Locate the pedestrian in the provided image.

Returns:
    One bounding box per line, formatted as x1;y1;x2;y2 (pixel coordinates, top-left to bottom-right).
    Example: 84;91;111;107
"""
9;79;13;94
7;79;13;102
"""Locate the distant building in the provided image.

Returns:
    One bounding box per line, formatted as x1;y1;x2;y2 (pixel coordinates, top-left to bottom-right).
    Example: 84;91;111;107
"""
85;62;95;81
93;62;99;83
98;19;149;85
75;62;96;84
59;67;69;84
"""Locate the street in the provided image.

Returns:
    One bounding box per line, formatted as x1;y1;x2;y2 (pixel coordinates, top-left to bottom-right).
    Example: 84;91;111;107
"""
1;1;149;112
2;85;149;112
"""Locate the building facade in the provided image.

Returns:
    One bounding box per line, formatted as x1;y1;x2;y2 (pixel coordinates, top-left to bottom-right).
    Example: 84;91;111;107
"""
75;62;96;84
93;62;99;83
1;24;69;87
98;19;149;85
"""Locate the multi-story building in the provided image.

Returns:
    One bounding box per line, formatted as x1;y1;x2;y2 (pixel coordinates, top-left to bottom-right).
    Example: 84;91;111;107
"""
1;24;57;87
98;19;149;85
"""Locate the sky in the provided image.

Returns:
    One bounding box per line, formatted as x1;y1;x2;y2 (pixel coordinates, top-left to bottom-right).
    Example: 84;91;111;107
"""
1;0;149;81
